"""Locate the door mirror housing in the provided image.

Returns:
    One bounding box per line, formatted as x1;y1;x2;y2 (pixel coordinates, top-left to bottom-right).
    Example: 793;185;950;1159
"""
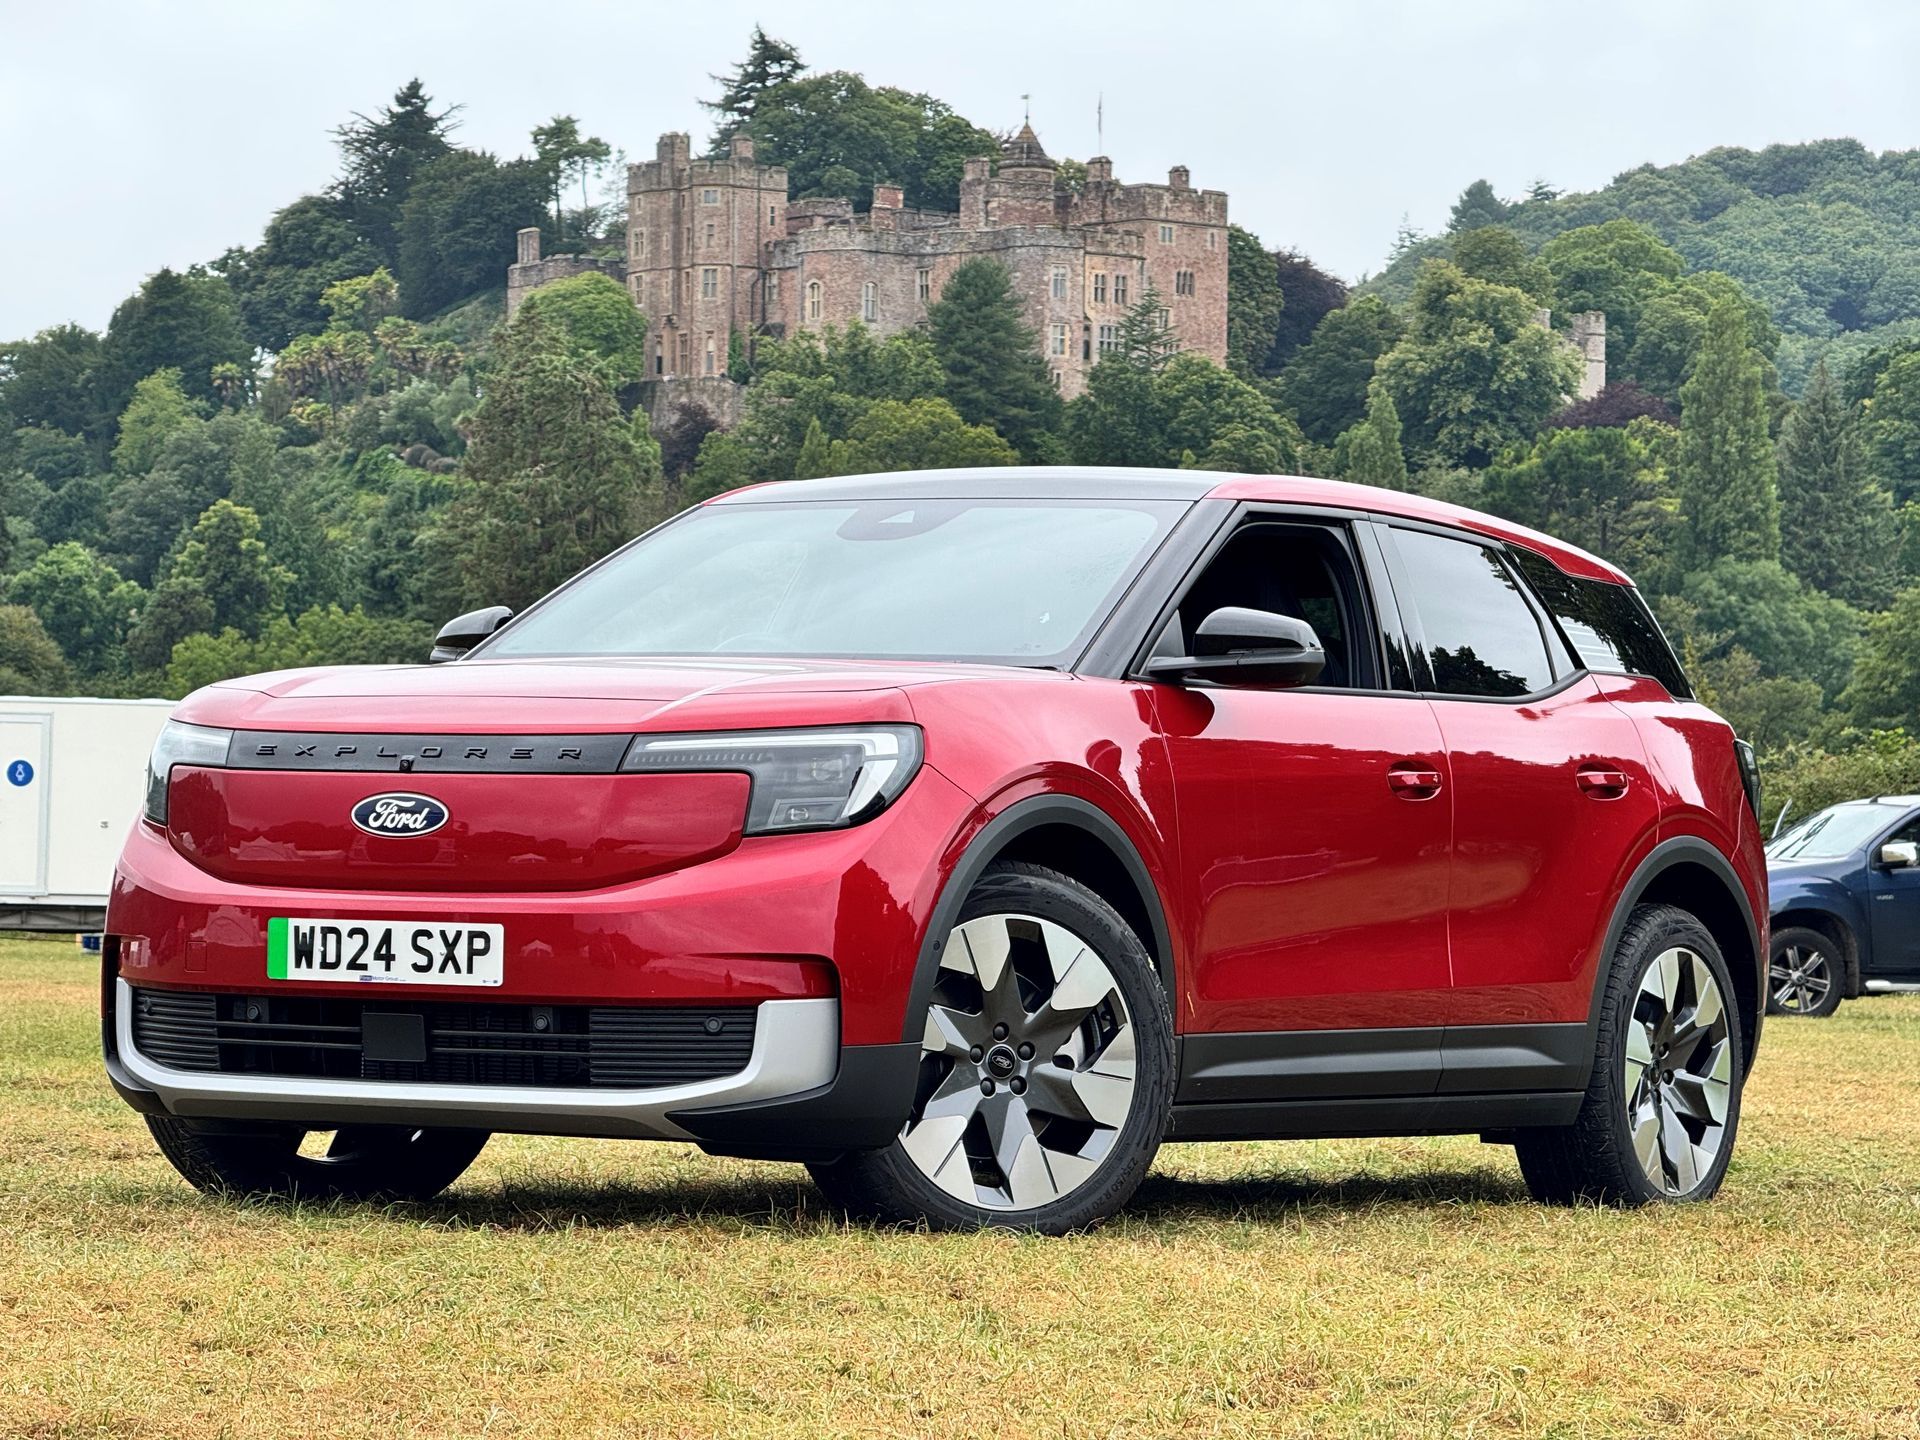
1879;839;1919;869
1144;606;1327;689
429;605;514;663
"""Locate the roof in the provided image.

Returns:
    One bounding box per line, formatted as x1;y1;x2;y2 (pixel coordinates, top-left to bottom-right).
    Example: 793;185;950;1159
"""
709;467;1631;584
1000;122;1056;170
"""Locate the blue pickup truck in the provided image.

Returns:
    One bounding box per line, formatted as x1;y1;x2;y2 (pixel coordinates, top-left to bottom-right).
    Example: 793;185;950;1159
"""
1767;796;1920;1016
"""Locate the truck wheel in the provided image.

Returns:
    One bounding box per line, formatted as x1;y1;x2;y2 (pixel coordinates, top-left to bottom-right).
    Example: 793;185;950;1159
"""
808;862;1174;1234
147;1117;488;1202
1515;904;1744;1206
1767;927;1843;1017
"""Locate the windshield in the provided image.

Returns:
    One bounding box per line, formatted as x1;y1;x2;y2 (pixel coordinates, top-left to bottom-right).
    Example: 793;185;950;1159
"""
1767;804;1898;861
481;497;1186;667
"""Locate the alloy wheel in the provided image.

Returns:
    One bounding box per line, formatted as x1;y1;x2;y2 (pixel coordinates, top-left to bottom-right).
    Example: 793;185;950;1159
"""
900;912;1137;1211
1623;946;1734;1197
1769;943;1834;1015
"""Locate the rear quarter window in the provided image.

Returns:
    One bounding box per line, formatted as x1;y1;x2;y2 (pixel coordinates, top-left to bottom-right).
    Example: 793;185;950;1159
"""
1507;547;1693;698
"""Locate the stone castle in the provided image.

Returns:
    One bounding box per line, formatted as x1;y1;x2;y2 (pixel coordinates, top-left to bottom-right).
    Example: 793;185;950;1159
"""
506;123;1605;411
508;123;1229;401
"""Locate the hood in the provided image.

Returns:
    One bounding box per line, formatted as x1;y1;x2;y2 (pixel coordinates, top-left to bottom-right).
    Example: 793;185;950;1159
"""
172;655;1061;734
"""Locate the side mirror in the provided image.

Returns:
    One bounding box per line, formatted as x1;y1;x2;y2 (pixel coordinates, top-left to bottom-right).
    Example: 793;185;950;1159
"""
429;605;513;664
1879;840;1919;869
1144;606;1327;689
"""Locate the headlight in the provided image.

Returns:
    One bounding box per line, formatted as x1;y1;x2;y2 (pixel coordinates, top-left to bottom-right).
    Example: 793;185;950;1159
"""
145;721;233;825
622;725;923;835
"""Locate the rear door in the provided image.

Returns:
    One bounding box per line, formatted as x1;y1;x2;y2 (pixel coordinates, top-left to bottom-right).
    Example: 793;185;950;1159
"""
1375;523;1660;1088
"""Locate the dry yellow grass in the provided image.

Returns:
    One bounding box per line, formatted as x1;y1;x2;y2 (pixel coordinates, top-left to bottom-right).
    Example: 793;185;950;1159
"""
3;937;1919;1439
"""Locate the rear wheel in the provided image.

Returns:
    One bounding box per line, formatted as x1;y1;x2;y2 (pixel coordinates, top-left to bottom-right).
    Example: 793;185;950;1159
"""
1767;926;1844;1017
1515;904;1744;1206
147;1117;488;1202
808;863;1174;1234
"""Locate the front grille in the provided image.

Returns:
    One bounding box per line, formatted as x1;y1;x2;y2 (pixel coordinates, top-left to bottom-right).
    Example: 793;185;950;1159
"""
128;987;757;1089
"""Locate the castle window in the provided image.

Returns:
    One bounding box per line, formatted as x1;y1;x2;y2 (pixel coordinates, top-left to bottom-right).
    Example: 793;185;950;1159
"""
1051;266;1068;300
704;336;717;375
1113;275;1129;306
1175;269;1195;297
1159;223;1175;244
1208;229;1218;250
1097;324;1118;356
1049;323;1068;356
702;188;719;205
1051;369;1063;389
705;221;716;247
654;341;663;376
701;267;719;299
1159;307;1172;329
806;280;822;323
770;204;779;228
766;271;780;303
677;334;691;372
1092;273;1107;304
633;230;646;259
917;268;933;302
862;282;878;322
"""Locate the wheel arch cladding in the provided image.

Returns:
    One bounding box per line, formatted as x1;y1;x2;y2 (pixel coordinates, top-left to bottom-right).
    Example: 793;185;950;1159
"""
901;796;1176;1044
1626;847;1761;1072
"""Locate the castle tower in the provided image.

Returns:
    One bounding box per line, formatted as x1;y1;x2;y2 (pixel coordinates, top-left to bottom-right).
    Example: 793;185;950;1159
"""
626;131;789;379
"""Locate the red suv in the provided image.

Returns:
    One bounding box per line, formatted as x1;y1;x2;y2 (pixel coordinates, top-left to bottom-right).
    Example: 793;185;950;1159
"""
105;469;1767;1232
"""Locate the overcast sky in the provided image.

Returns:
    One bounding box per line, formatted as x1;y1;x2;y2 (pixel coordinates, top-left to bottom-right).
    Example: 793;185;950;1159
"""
5;0;1920;340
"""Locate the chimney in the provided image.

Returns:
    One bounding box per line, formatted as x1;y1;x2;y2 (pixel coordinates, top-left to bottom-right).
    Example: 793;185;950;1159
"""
1168;165;1191;190
515;227;541;266
871;182;903;229
1087;157;1113;183
729;133;756;161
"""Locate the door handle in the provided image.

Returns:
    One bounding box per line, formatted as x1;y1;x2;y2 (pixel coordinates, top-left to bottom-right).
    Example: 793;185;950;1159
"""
1387;763;1444;800
1576;766;1631;799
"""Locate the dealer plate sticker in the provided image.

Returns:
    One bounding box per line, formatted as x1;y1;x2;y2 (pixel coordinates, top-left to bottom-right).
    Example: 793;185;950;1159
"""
266;918;504;987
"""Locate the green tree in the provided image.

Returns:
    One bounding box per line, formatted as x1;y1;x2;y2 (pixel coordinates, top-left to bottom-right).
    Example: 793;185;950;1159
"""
126;577;216;674
828;398;1018;474
0;325;104;439
166;500;292;638
320;268;400;333
1272;296;1405;446
1450;226;1553;305
0;605;71;694
334;79;457;265
1481;418;1680;579
1373;261;1579;468
703;26;806;151
1864;349;1920;504
1067;353;1301;473
530;116;613;238
514;272;649;387
1677;559;1859;700
924;258;1061;459
98;269;250;418
163;605;434;697
432;312;659;609
1779;362;1896;607
214;194;380;352
1336;384;1408;489
110;369;199;475
1263;251;1347;374
1676;300;1781;565
1448;179;1509;232
792;416;833;480
6;542;143;675
1843;584;1920;727
1538;220;1686;377
396;149;551;318
1225;226;1286;378
1115;285;1180;372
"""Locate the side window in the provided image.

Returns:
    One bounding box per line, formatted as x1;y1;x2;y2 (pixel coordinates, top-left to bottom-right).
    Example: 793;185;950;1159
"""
1162;523;1377;689
1391;528;1556;698
1507;547;1693;698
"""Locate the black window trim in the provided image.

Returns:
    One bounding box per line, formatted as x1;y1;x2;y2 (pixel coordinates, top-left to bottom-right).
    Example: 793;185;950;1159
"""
1501;537;1693;701
1110;501;1417;700
1371;517;1583;708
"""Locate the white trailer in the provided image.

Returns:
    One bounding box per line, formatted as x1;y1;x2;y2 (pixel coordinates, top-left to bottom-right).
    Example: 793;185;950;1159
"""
0;697;174;932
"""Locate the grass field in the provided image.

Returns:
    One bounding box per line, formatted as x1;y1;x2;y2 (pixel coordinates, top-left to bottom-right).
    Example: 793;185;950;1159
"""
3;939;1918;1439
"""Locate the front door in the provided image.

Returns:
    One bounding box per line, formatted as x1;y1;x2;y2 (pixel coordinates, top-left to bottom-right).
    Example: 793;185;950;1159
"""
1867;813;1920;979
1152;519;1453;1048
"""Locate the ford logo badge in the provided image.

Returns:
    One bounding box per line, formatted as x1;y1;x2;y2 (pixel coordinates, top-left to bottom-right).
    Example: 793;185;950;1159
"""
351;792;450;837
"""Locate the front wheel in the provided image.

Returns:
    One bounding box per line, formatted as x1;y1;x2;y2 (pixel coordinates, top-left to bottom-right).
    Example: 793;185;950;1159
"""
1767;926;1844;1017
147;1117;489;1202
808;863;1174;1234
1515;904;1745;1206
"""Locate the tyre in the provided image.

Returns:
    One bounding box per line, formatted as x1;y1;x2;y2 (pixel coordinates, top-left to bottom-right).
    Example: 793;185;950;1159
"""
1515;903;1744;1206
147;1117;489;1203
1767;926;1844;1017
808;862;1174;1234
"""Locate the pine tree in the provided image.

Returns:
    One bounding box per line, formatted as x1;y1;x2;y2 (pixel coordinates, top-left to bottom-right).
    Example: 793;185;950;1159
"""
1116;284;1179;372
793;417;833;480
333;80;457;265
703;27;805;151
1676;300;1781;565
1779;361;1897;607
1340;384;1409;490
925;259;1062;459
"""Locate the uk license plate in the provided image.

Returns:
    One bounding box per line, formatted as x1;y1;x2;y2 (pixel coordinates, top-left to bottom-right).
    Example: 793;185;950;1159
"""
266;918;504;986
